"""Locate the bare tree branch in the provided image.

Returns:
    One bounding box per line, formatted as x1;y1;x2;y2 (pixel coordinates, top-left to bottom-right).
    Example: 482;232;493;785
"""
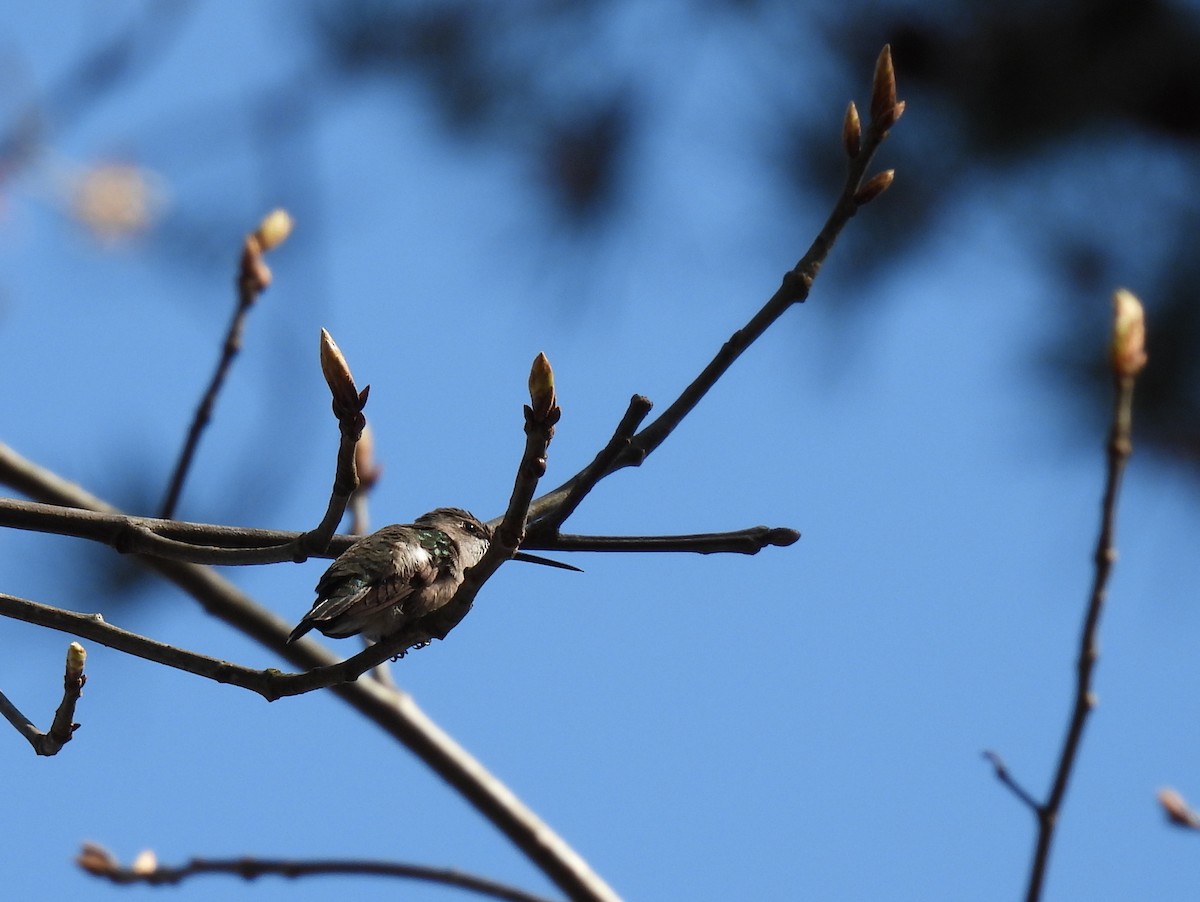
3;355;559;697
159;209;294;519
0;593;296;699
524;46;904;528
406;352;561;650
981;751;1040;815
548;527;799;555
987;290;1147;902
0;437;619;902
0;642;87;756
0;47;908;902
77;844;559;902
2;329;367;567
0;495;796;562
1022;293;1145;901
77;844;558;902
0;493;358;562
537;394;653;533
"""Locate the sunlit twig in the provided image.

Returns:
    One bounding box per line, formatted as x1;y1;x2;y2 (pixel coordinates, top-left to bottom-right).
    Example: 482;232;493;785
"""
159;210;293;519
0;642;87;756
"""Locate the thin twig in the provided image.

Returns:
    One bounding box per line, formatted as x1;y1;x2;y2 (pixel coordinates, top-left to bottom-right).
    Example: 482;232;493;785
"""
0;49;906;902
0;437;618;902
385;353;562;654
0;589;552;700
2;330;368;566
0;494;797;562
159;210;293;519
290;328;370;556
1022;368;1139;902
546;527;800;555
77;845;558;902
0;593;293;699
536;395;653;533
982;751;1040;815
0;689;42;749
0;492;342;554
1158;788;1200;830
524;47;903;527
999;290;1148;902
0;642;87;756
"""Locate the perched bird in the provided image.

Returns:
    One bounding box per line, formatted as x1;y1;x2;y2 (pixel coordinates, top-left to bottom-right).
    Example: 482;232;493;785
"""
287;507;575;644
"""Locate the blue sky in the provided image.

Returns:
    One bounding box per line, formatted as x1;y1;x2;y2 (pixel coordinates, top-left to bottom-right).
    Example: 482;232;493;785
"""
2;3;1199;901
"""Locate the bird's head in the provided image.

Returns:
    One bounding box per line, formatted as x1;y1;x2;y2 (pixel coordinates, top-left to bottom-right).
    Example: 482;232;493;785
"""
414;507;581;573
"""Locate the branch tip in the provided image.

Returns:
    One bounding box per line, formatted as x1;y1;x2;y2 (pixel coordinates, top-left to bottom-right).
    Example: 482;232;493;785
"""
66;641;87;682
1158;787;1200;830
853;169;895;206
528;352;558;422
1111;288;1147;378
319;328;365;419
131;849;159;875
870;45;897;124
767;527;801;547
78;842;118;876
842;101;861;157
252;208;294;252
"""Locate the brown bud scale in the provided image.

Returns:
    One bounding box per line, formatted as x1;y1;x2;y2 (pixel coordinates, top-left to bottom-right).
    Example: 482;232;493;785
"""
853;169;895;205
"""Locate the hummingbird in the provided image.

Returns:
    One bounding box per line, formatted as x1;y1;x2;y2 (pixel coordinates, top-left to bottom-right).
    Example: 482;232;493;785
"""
287;507;577;644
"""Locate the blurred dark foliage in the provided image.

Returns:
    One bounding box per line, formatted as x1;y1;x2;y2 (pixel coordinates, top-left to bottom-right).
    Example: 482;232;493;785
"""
864;0;1200;466
306;0;1200;472
312;0;635;226
885;0;1200;149
3;0;1199;614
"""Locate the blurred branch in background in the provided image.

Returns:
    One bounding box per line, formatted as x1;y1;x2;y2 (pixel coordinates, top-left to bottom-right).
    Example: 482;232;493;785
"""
1158;788;1200;831
77;843;558;902
849;0;1200;472
158;209;296;519
987;289;1147;902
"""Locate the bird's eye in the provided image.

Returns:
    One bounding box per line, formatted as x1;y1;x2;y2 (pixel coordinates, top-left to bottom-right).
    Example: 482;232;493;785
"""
462;520;480;534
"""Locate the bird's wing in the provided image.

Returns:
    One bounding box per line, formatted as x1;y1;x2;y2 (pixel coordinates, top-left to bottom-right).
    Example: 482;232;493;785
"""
287;534;440;642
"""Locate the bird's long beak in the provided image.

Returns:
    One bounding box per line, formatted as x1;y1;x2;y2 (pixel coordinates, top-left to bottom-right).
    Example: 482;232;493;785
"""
513;551;583;572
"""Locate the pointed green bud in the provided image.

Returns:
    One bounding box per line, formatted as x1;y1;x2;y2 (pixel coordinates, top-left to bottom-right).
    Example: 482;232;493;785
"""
853;169;895;205
65;642;86;684
319;328;364;414
130;849;158;875
1159;787;1200;829
528;352;557;421
1110;288;1147;377
76;842;118;876
870;45;897;125
253;208;293;252
843;101;861;157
